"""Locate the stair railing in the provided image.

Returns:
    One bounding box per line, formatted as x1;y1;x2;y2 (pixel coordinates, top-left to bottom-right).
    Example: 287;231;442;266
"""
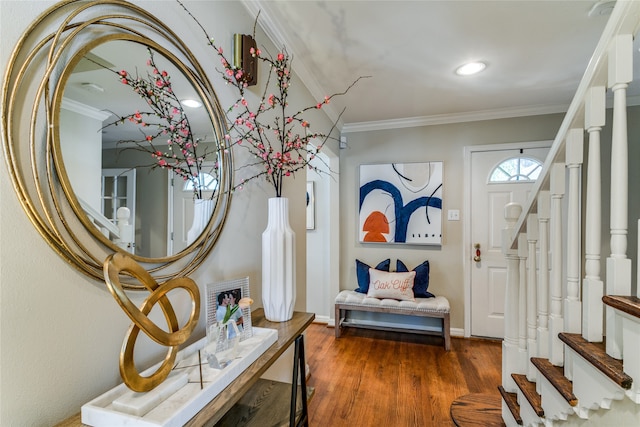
501;0;640;400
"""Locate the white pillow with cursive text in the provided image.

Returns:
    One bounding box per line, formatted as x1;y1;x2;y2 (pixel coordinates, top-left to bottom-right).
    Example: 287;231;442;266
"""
367;268;416;301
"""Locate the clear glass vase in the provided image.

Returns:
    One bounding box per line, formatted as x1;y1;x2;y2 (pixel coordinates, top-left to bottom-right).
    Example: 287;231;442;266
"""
204;320;240;369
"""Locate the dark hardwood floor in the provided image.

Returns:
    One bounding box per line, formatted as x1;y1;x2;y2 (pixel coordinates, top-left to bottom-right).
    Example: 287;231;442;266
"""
304;323;502;426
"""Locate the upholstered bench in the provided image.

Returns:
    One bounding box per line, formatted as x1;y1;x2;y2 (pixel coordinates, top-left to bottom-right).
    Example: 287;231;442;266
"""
334;290;451;351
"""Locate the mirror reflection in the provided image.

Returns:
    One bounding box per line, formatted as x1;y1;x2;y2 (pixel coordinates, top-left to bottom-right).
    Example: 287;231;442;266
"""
60;40;220;258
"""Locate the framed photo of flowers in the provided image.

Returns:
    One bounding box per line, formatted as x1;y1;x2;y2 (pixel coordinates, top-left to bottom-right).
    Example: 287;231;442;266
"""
206;277;253;340
359;162;443;245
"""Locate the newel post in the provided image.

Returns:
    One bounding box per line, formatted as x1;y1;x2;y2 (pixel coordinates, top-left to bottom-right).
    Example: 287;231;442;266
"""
502;202;522;392
606;33;633;359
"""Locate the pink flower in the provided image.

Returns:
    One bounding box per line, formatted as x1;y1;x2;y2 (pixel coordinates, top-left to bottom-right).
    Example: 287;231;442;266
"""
218;47;224;54
119;70;127;77
158;159;167;167
241;98;248;106
302;121;309;128
277;53;285;61
121;78;127;84
146;135;152;141
316;103;322;109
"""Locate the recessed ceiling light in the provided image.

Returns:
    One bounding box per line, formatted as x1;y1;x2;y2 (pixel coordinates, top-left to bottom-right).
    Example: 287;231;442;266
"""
455;62;487;76
181;99;202;108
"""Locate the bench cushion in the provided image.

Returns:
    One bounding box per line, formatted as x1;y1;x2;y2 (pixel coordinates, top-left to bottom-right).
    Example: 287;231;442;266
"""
335;290;450;313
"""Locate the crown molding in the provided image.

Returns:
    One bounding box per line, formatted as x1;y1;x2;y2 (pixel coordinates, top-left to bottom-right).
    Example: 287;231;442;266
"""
342;103;571;134
61;98;111;121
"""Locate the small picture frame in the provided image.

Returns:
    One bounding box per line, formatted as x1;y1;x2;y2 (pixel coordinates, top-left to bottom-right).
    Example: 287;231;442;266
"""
306;181;315;230
206;277;252;340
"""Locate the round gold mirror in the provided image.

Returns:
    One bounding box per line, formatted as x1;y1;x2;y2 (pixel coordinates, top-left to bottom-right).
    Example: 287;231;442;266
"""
2;0;232;286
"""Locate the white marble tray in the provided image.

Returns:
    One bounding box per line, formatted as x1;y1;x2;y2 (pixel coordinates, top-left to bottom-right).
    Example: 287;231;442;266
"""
81;327;278;427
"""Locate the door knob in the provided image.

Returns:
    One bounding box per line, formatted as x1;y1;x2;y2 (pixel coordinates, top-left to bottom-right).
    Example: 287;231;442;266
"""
473;243;481;262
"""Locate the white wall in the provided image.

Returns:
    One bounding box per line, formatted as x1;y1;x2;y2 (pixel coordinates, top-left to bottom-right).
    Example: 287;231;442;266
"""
59;108;103;212
339;114;566;331
306;155;331;321
0;1;332;424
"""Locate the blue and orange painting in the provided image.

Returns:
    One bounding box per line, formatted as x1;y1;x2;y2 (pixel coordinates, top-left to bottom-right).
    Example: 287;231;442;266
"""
359;162;443;245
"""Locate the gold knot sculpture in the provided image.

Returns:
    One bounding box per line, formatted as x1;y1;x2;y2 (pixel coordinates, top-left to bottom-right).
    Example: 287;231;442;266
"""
104;253;200;392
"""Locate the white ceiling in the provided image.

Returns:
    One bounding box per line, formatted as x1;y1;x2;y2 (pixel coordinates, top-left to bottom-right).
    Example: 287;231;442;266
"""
240;0;618;131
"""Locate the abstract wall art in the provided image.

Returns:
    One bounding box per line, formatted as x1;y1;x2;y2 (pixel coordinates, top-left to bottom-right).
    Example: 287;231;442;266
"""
359;162;443;245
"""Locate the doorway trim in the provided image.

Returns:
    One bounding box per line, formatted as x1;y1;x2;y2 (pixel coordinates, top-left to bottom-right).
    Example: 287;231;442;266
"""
463;140;552;337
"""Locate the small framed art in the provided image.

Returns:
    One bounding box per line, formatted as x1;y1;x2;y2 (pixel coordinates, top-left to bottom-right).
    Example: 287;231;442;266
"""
306;181;315;230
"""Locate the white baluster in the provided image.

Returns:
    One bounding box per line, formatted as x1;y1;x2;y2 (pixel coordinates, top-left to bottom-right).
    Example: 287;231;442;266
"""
549;163;565;366
583;86;605;343
606;33;633;359
537;191;550;359
565;128;583;334
502;202;522;392
526;215;539;381
518;233;529;375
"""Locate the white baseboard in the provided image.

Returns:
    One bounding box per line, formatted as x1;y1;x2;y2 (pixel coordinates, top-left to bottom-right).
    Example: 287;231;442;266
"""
450;328;464;337
312;315;330;325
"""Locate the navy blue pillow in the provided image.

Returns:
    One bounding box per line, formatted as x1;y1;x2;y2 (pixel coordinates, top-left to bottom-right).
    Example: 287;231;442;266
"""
396;259;434;298
355;259;390;293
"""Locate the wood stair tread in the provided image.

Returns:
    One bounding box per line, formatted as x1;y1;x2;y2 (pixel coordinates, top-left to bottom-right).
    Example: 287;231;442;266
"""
511;374;544;417
498;386;522;425
603;295;640;320
530;357;577;406
558;333;632;390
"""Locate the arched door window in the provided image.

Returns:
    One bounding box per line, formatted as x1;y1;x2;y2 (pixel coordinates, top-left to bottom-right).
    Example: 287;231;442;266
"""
489;157;543;183
183;172;218;192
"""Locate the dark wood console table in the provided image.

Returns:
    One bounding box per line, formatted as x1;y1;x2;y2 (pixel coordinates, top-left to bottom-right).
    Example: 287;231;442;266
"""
56;309;315;427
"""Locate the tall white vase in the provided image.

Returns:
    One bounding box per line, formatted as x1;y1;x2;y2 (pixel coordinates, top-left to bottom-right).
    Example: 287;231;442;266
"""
187;198;213;245
262;197;296;322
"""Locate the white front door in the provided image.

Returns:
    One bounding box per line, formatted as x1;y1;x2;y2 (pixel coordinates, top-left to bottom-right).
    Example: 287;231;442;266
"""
469;145;549;338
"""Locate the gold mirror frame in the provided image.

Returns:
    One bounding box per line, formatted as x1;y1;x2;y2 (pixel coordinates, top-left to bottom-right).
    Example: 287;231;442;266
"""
1;0;233;287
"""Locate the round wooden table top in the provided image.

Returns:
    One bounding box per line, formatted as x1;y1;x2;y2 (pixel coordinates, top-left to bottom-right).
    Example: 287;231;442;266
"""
450;393;505;427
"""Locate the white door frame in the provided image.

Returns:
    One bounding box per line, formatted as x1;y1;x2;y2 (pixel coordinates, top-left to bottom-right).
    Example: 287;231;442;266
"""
463;140;552;337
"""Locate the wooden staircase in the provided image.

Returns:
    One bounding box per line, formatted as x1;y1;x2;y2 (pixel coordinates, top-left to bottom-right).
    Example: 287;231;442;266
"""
496;2;640;425
501;297;640;426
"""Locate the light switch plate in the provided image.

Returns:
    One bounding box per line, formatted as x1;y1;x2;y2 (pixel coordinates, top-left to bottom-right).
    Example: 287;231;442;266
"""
447;209;460;221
